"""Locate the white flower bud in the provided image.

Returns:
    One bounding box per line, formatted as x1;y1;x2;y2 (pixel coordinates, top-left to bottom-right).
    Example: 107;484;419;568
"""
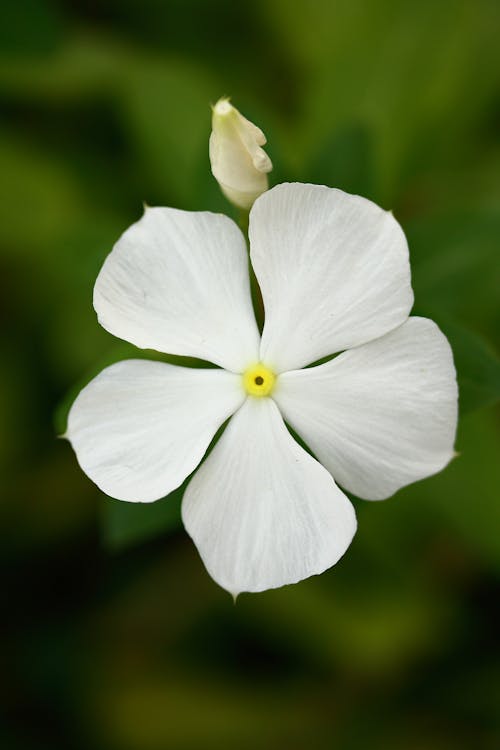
209;98;272;210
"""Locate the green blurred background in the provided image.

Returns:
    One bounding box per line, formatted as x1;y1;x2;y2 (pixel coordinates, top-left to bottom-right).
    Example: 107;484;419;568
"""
1;0;499;748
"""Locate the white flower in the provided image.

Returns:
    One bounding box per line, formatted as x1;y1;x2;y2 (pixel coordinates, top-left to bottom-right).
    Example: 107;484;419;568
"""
66;183;458;596
209;98;272;210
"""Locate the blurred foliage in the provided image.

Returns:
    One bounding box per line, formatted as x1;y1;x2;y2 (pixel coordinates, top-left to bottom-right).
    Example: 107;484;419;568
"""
1;0;499;748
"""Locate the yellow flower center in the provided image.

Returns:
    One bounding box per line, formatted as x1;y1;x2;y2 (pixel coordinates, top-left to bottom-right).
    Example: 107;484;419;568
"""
243;363;276;397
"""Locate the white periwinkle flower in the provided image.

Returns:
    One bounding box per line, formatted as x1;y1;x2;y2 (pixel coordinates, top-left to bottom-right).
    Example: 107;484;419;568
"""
66;183;458;597
209;97;272;210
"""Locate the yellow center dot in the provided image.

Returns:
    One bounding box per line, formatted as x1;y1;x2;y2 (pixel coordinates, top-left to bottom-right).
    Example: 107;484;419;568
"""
243;363;276;397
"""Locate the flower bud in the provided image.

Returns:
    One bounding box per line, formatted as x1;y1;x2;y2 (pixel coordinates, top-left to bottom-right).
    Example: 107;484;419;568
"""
209;98;272;210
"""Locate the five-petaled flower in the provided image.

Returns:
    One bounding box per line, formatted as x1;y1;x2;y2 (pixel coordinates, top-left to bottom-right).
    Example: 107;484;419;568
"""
66;183;458;596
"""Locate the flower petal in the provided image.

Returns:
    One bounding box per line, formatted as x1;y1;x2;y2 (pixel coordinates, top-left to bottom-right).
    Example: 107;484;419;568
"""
66;360;245;502
94;207;260;372
274;317;458;500
182;397;356;595
250;183;413;372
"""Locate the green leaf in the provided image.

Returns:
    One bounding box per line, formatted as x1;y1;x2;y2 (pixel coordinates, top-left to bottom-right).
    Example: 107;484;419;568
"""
121;60;217;207
100;486;184;552
0;129;85;256
427;316;500;415
408;209;500;337
0;0;63;58
304;123;375;199
446;321;500;414
403;407;500;569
